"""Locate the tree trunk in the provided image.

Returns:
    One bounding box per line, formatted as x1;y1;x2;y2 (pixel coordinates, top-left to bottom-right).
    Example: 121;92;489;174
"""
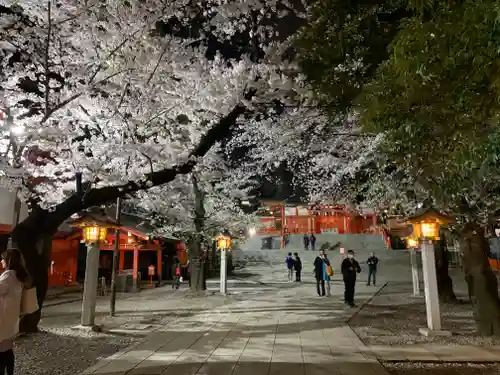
13;227;52;333
5;99;253;330
188;236;205;294
435;238;456;302
190;173;206;293
461;223;500;336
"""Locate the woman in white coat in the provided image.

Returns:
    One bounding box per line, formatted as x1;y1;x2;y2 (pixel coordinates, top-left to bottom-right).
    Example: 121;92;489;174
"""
0;249;30;375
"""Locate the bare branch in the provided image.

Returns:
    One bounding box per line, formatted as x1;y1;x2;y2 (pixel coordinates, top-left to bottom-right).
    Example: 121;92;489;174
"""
147;45;167;85
140;152;154;175
43;1;52;119
88;31;140;84
54;0;98;26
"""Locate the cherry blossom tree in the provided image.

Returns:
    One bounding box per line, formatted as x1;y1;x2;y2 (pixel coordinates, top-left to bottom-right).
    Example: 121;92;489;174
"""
0;0;306;330
134;151;256;291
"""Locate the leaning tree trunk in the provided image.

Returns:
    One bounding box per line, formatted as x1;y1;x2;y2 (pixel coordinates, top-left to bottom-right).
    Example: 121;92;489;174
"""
11;222;52;333
461;223;500;336
435;238;456;302
0;99;253;331
189;173;207;294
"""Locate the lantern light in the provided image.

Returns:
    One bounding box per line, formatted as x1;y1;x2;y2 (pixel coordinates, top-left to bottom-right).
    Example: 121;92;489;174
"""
406;209;452;241
407;237;419;249
82;226;108;243
217;235;231;250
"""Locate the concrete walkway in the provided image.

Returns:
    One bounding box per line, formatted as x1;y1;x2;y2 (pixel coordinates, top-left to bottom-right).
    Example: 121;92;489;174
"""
80;277;389;375
366;344;500;362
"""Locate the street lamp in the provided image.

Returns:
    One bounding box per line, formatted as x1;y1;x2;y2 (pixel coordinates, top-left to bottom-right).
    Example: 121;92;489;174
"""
216;234;231;295
405;236;420;297
407;209;452;336
74;220;113;328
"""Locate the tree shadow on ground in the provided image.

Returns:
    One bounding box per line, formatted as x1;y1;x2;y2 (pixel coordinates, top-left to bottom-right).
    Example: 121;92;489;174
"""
349;282;500;344
14;330;137;375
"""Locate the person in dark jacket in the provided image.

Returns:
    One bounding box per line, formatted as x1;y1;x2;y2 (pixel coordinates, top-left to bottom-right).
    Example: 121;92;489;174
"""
293;252;302;282
341;250;361;307
313;249;331;296
366;252;379;286
310;234;316;251
285;252;295;282
303;235;310;251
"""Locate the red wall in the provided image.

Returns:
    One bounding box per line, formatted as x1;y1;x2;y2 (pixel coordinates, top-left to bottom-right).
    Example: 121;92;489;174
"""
48;238;78;286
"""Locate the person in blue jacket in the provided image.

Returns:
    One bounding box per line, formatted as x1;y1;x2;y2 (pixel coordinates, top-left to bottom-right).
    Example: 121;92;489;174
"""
313;249;331;296
285;252;295;282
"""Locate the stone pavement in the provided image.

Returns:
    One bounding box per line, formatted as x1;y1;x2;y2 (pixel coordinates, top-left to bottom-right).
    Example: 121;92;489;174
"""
80;274;390;375
366;344;500;362
78;247;500;375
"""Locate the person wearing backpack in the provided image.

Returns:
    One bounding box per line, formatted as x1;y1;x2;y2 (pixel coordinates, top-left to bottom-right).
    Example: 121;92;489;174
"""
0;249;30;375
285;253;295;282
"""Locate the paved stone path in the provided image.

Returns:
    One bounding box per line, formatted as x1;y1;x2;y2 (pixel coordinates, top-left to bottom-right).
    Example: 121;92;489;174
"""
80;278;389;375
78;248;500;375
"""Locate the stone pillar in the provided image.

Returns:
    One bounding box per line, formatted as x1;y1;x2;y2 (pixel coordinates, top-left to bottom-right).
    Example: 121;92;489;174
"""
220;248;227;295
420;241;442;332
132;247;139;291
410;249;421;296
157;249;162;285
81;243;99;327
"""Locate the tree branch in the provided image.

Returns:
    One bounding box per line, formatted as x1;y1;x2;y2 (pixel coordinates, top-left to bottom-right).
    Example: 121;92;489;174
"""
15;89;257;237
43;1;52;119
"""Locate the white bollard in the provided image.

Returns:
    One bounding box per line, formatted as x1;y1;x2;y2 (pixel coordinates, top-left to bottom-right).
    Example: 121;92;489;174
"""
410;249;421;297
81;243;99;327
420;241;442;332
220;248;227;295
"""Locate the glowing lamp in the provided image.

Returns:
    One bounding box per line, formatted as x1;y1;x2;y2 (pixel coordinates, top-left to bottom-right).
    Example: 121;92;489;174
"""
248;227;257;236
217;235;231;250
82;226;108;243
407;237;419;249
406;209;452;241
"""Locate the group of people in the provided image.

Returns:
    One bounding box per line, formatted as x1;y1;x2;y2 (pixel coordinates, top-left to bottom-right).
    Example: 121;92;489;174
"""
285;245;380;308
285;252;303;282
302;234;316;251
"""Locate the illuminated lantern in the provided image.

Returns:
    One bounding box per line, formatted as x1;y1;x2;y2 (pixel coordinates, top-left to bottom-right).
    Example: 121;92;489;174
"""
217;235;231;250
82;225;108;243
407;237;419;249
406;209;452;241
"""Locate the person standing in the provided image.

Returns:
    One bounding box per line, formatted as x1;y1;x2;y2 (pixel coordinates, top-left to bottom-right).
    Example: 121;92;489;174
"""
366;252;379;286
310;234;316;251
293;253;302;282
172;259;181;289
314;249;332;296
341;250;361;307
285;252;295;282
303;235;310;251
0;249;30;375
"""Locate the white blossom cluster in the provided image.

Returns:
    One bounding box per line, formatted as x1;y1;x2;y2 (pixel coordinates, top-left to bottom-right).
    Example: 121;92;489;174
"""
0;0;305;214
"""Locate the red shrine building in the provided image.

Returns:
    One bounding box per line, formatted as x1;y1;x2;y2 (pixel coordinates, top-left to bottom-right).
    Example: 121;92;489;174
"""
256;201;386;247
0;189;187;288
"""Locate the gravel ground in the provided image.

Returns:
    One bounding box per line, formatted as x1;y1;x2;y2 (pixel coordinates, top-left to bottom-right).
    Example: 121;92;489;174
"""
384;362;500;375
350;280;500;346
13;286;230;375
